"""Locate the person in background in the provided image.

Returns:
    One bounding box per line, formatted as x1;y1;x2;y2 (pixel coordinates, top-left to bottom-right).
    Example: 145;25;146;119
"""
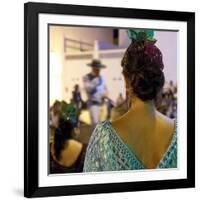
156;81;177;118
50;100;87;173
83;59;108;131
109;93;128;121
72;84;83;117
83;29;177;172
49;100;61;143
169;80;176;94
110;100;128;121
105;97;115;120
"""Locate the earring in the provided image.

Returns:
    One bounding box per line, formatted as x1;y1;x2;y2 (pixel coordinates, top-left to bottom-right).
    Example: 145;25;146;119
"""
126;87;133;109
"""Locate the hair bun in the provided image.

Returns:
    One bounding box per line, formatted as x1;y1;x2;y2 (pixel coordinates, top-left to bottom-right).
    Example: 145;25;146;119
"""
132;66;165;101
121;38;165;101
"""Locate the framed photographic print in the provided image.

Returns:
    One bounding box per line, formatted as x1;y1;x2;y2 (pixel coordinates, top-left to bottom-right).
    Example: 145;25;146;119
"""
24;2;195;198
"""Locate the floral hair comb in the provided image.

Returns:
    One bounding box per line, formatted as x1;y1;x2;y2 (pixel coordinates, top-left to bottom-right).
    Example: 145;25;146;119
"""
127;29;157;44
60;100;78;126
126;29;164;70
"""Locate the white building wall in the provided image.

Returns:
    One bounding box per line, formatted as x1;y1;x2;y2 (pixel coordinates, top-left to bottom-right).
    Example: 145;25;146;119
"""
50;26;178;105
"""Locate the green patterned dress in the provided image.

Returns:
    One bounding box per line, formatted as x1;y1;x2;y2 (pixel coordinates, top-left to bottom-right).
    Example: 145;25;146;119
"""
83;120;177;172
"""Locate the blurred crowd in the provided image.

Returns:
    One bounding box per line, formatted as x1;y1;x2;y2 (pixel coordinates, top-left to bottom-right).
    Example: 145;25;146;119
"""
156;80;177;119
70;80;177;121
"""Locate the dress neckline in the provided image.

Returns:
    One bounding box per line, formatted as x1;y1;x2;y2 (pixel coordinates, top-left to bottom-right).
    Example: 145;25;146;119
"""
104;119;177;169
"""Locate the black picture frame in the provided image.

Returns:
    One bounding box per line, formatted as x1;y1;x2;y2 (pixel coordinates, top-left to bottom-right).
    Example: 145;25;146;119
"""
24;2;195;198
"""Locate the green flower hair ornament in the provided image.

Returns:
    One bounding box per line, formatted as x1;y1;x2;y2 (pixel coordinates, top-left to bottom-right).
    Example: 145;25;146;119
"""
60;101;78;126
127;29;157;44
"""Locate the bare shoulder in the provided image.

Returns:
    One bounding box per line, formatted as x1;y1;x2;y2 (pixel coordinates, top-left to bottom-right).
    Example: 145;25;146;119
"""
109;117;128;138
156;111;175;132
68;139;83;149
60;140;83;166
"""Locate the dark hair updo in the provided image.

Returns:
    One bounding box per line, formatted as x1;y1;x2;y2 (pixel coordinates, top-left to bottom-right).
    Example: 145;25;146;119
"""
121;41;165;101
